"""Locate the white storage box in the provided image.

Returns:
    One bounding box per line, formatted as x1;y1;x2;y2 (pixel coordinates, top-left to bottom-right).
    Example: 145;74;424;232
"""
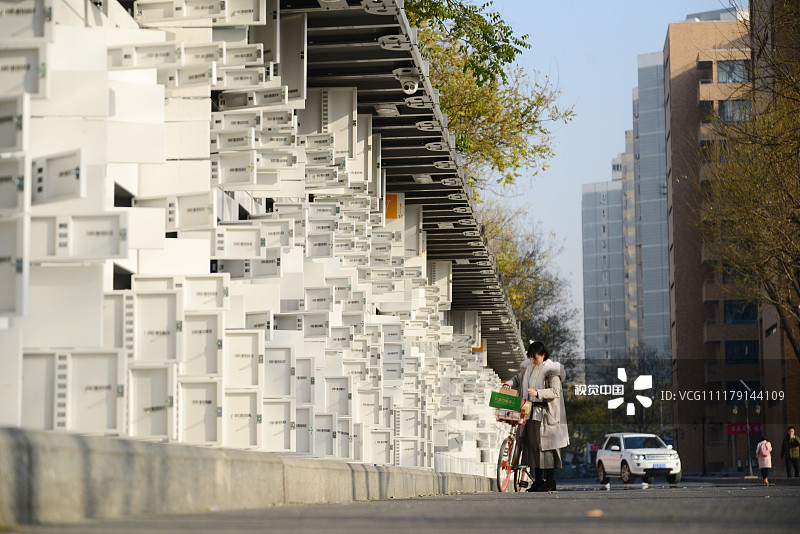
131;290;185;363
223;388;261;449
20;351;57;430
183;311;223;376
356;388;380;426
0;0;54;40
245;309;274;341
314;412;335;457
324;376;352;416
0;43;47;97
30;148;85;205
178;378;222;446
366;428;392;465
293;357;315;405
134;191;216;232
224;329;264;388
0;156;28;214
128;363;177;441
180;225;266;260
262;397;295;452
302;312;329;338
29;213;128;262
262;346;293;397
336;416;352;460
394;437;423;468
352;422;363;461
294;404;313;455
0;214;28;316
394;408;421;438
223;43;263;66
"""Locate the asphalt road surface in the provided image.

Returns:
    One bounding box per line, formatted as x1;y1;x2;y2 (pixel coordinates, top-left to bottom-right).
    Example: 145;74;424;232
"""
20;480;800;534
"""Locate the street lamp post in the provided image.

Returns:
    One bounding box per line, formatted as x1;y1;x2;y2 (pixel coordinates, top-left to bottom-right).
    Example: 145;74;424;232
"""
740;380;754;477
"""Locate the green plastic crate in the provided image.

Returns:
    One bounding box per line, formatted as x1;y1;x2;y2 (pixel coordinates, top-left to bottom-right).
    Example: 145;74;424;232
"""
489;391;522;411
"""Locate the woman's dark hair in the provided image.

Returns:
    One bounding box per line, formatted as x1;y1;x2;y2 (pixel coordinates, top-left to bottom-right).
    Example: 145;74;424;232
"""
527;341;549;360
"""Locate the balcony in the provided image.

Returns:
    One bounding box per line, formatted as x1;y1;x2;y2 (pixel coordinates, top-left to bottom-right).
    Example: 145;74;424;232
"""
702;281;727;302
701;243;719;263
704;321;759;343
698;82;748;105
697;121;716;141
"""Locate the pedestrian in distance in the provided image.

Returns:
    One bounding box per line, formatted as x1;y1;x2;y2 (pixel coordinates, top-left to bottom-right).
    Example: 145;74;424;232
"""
756;436;772;486
781;426;800;478
502;340;569;493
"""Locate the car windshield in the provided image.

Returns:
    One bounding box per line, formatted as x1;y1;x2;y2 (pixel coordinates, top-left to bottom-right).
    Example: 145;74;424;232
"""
624;436;667;449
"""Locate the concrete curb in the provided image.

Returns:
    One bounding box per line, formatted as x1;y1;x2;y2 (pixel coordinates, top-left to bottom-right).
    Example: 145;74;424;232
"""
0;427;495;526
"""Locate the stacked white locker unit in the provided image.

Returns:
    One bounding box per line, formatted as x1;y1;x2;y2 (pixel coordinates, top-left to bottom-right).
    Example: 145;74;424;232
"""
1;0;517;477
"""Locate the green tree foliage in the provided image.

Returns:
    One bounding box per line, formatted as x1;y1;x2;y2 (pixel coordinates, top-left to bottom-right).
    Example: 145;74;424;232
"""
404;0;528;86
478;201;581;378
405;2;573;194
698;4;800;363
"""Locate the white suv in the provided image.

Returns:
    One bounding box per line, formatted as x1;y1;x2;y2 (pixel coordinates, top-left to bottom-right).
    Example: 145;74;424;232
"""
596;433;682;484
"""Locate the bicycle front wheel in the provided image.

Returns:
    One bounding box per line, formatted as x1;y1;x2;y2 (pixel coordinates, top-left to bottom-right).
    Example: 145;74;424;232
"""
496;436;514;492
513;444;530;492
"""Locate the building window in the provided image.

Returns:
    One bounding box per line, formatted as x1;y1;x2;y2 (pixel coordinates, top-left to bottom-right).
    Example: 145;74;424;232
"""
723;300;758;324
724;340;759;365
718;60;750;84
604;318;609;328
718;99;751;122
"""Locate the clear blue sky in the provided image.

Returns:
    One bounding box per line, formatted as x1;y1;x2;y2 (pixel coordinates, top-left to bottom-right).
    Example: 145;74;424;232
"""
489;0;731;340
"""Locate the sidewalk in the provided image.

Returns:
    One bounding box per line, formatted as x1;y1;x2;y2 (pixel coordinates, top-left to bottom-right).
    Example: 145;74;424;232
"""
683;473;800;485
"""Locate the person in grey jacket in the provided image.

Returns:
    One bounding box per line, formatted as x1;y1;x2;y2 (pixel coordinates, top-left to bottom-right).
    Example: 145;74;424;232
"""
502;341;569;492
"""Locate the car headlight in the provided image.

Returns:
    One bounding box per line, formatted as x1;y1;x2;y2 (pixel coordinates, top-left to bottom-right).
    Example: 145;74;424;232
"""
633;454;644;460
671;454;679;460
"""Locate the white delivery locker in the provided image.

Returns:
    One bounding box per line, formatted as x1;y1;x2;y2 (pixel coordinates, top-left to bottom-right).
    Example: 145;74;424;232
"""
131;0;181;25
342;360;368;386
29;213;128;262
30;148;85;205
293;357;315;405
327;326;352;349
224;329;264;388
314;412;335;457
183;311;223;376
352;421;363;461
180;225;266;259
0;156;28;215
132;290;185;363
245;309;274;341
68;349;126;435
324;376;352;417
0;0;53;40
336;416;353;460
262;397;295;452
302;312;329;339
134;191;216;232
260;218;294;248
356;388;380;426
0;43;47;97
128;363;177;441
182;42;224;65
178;378;222;446
223;0;266;24
340;313;363;335
366;428;392;465
381;361;402;386
263;346;293;397
394;408;420;438
280;13;306;101
0;214;29;316
294;404;314;455
182;274;230;311
211;151;257;188
223;389;261;449
305;232;333;258
394;438;423;468
223;43;263;66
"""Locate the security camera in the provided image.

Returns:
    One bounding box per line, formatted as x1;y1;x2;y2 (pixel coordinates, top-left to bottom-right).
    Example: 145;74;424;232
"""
400;76;419;95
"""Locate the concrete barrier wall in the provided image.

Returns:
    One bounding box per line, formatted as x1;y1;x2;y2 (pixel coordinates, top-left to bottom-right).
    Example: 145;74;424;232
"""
0;428;495;526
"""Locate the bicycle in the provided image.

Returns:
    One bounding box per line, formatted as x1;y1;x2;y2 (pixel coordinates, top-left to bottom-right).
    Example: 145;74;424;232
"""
494;403;531;492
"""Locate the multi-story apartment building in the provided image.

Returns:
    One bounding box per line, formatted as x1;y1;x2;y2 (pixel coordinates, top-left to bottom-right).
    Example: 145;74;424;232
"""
665;8;755;473
582;177;626;383
632;52;670;359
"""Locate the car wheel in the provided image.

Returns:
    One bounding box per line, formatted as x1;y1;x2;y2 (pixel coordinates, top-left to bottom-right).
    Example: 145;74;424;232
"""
620;462;635;484
642;474;655;484
667;472;682;484
597;462;610;484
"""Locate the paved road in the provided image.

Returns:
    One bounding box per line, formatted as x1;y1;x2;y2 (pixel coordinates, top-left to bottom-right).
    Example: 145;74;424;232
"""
21;480;800;534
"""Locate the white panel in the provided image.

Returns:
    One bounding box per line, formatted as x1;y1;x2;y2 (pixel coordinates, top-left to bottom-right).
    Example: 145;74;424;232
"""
21;352;55;430
165;121;210;160
0;326;22;426
279;13;306;102
294;404;312;454
0;94;29;153
336;416;352;459
138;238;210;275
294;357;313;404
23;264;103;347
108;80;165;124
138;160;211;197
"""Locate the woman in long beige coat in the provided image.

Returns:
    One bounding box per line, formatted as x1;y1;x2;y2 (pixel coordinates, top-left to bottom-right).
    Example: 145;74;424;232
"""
757;438;773;486
502;341;569;492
